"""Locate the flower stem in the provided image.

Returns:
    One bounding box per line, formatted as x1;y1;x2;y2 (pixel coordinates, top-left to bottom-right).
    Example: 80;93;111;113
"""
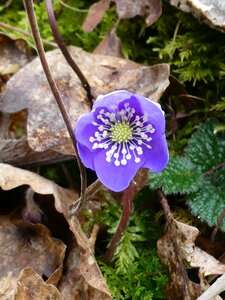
23;0;87;211
45;0;94;107
104;184;134;264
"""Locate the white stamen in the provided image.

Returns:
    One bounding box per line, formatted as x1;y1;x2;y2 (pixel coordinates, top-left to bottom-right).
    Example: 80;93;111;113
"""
88;102;155;166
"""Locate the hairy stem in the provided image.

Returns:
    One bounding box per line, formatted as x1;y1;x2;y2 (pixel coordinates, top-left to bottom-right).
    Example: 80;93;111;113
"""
104;185;134;264
45;0;93;107
23;0;87;211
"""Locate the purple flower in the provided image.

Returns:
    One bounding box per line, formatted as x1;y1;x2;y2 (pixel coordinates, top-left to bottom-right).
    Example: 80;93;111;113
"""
75;90;169;192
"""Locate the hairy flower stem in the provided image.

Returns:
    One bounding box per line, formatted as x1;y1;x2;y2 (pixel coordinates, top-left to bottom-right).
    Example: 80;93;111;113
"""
23;0;87;211
45;0;94;107
104;184;134;264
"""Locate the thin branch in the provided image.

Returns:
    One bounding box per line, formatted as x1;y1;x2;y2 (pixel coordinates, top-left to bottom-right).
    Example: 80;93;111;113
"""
68;179;102;216
104;184;134;264
59;0;89;12
23;0;87;212
157;189;172;223
211;207;225;242
203;161;225;176
45;0;94;107
196;273;225;300
0;21;57;47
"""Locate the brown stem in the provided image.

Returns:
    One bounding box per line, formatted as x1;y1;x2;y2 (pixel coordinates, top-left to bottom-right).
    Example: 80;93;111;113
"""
104;184;134;264
45;0;94;107
0;21;57;47
157;189;172;223
203;161;225;176
23;0;87;211
211;207;225;242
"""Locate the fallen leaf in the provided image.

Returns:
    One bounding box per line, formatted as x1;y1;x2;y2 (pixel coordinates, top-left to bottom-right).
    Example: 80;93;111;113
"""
0;46;169;157
58;235;112;300
13;268;62;300
0;216;66;300
94;27;124;57
157;217;225;299
0;164;113;299
0;137;68;167
0;34;30;77
169;0;225;33
112;0;162;26
82;0;110;32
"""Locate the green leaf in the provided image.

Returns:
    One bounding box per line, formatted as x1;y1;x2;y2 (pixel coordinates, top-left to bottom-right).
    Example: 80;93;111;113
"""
185;119;225;172
187;179;225;230
149;157;203;194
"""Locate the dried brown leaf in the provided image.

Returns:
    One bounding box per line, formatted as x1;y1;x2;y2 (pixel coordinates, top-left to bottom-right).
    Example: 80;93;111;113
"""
93;28;124;57
0;164;113;299
82;0;110;32
13;268;62;300
112;0;162;25
0;46;169;156
0;216;66;300
0;34;30;77
157;217;225;299
169;0;225;33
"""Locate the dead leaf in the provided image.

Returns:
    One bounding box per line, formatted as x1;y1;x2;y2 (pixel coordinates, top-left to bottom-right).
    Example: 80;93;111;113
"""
13;268;62;300
157;217;225;299
0;137;69;167
169;0;225;33
0;164;113;299
82;0;110;32
94;27;124;57
0;216;66;300
0;163;76;215
58;237;112;300
0;46;169;157
0;34;30;77
112;0;162;26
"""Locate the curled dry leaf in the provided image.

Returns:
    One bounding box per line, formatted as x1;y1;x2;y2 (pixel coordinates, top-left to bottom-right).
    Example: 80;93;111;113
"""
0;46;169;157
13;268;62;300
157;217;225;299
0;34;30;77
82;0;110;32
0;216;66;300
93;27;124;58
169;0;225;33
112;0;162;26
0;164;113;299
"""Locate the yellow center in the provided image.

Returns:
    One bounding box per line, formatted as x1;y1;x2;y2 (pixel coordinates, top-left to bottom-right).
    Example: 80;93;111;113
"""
111;122;132;142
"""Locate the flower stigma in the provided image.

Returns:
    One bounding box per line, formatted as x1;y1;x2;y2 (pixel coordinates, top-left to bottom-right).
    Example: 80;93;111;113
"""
89;102;156;167
111;122;132;142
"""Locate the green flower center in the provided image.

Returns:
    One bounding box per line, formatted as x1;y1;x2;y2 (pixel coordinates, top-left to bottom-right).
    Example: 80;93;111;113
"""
111;122;132;142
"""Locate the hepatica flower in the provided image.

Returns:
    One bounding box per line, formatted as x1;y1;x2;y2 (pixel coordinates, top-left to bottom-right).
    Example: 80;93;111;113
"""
75;90;169;192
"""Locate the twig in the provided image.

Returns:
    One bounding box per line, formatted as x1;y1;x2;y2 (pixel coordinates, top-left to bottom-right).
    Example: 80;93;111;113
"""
23;0;87;212
178;94;206;102
203;161;225;177
59;0;89;12
211;207;225;242
157;189;172;223
45;0;94;107
196;273;225;300
68;179;102;216
104;184;135;264
0;21;57;47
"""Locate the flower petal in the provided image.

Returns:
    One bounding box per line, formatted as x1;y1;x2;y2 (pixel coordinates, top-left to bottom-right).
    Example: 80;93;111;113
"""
93;150;144;191
142;135;169;172
133;94;165;135
77;143;96;170
93;90;134;110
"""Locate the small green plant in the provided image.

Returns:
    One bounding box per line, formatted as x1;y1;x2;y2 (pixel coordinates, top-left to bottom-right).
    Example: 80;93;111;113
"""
149;119;225;230
83;189;168;299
